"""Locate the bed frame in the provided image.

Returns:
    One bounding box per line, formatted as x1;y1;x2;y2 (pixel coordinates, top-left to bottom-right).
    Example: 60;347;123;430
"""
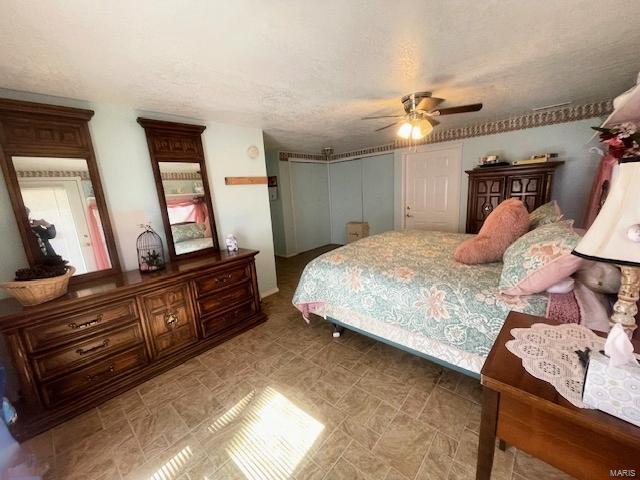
328;317;480;379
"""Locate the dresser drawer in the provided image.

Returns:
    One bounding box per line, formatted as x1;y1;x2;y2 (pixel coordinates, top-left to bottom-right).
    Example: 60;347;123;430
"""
202;302;256;338
194;264;250;297
24;299;139;352
40;346;148;407
32;323;145;381
197;282;253;317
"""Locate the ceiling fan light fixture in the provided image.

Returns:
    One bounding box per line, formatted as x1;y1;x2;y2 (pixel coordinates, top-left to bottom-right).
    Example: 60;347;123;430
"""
411;125;423;140
397;122;413;139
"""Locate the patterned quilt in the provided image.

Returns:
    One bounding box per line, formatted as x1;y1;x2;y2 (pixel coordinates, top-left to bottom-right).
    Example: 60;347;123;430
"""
293;230;549;363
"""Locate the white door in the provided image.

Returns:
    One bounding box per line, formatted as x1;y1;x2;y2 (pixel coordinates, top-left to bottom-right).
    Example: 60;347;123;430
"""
404;145;462;232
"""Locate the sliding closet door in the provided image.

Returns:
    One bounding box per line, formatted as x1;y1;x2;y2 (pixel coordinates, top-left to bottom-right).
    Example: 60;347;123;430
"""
363;154;394;235
329;159;363;244
290;162;331;253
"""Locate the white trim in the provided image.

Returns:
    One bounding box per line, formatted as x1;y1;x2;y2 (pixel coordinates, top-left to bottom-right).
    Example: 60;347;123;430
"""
260;287;280;299
401;142;463;233
286;158;327;164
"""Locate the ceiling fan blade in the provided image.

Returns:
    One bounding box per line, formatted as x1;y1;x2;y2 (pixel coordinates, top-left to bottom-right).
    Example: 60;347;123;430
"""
434;103;483;115
374;121;401;132
361;114;403;120
416;97;445;112
425;117;440;127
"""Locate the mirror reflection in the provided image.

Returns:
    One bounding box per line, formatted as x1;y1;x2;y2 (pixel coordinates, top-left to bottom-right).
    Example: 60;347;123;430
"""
159;161;214;255
13;156;111;275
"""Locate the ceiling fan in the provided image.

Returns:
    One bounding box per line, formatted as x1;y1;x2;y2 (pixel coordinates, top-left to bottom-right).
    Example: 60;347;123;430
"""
362;91;483;140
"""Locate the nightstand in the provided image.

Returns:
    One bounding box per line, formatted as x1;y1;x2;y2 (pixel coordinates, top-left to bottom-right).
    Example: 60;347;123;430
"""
476;312;640;480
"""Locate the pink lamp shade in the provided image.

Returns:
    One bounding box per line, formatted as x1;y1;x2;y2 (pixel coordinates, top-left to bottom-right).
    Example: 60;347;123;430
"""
572;158;640;266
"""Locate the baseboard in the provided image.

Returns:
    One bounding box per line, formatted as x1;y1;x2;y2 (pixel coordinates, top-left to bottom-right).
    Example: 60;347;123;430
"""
260;287;280;299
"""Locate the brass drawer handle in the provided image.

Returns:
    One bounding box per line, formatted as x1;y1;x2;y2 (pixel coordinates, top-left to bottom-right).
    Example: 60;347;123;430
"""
76;339;110;356
165;309;179;328
86;364;115;383
214;273;233;284
69;314;103;330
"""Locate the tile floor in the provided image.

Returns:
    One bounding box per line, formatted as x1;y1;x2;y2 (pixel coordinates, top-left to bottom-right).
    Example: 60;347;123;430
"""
23;246;573;480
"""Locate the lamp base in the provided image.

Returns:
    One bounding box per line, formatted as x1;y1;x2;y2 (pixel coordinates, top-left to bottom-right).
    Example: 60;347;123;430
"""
610;265;640;335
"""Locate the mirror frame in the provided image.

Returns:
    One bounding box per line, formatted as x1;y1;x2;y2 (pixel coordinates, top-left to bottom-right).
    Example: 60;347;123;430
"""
0;98;121;283
137;118;220;261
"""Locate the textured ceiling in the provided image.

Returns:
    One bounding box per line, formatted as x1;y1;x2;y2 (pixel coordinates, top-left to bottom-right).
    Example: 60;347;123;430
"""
1;1;640;154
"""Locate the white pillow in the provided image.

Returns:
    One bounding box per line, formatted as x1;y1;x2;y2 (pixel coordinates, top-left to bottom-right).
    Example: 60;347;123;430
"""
546;277;575;294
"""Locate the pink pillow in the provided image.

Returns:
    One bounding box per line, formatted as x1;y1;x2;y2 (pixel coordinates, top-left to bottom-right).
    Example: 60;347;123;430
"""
454;198;530;264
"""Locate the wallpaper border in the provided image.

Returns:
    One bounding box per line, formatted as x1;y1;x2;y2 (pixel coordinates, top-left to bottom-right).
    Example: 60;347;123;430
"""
279;99;613;161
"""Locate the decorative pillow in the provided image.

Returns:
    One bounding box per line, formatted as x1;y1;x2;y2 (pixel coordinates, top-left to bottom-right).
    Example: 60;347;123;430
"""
529;200;563;229
575;261;621;294
171;223;206;243
454;198;530;264
499;221;583;295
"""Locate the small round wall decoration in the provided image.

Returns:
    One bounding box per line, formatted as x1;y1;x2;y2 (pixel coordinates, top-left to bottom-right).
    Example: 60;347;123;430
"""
247;145;260;159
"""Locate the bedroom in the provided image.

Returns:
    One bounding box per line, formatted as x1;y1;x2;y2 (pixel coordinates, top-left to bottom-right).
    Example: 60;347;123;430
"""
0;1;639;479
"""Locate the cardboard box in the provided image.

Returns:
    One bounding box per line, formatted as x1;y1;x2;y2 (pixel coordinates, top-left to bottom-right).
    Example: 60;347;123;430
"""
583;351;640;427
346;222;369;244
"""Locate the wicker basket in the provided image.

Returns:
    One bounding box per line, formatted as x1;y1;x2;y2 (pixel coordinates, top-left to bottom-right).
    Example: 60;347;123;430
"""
0;267;76;306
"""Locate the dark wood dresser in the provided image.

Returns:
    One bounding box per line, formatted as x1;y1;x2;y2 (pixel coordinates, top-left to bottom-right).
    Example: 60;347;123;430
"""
0;249;265;439
465;161;563;233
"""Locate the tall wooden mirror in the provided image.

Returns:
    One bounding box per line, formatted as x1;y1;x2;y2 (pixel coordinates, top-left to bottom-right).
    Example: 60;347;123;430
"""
137;118;219;261
0;98;121;282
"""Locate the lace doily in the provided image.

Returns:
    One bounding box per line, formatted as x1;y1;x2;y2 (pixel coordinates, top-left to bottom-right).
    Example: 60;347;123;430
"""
505;323;605;408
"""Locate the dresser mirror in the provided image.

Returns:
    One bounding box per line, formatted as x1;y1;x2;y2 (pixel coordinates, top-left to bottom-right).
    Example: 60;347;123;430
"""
0;98;121;282
12;156;111;274
138;118;219;261
159;161;215;256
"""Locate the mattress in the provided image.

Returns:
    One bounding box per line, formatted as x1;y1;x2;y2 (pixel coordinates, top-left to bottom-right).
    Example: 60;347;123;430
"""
292;230;549;373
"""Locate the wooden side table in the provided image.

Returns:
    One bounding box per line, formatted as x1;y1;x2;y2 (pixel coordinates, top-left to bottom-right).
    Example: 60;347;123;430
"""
477;312;640;480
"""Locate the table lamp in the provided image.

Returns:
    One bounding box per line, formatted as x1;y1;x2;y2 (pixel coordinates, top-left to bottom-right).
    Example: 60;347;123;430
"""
572;157;640;334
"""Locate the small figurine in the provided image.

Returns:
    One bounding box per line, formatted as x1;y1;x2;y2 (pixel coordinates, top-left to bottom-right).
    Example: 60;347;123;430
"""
225;234;238;252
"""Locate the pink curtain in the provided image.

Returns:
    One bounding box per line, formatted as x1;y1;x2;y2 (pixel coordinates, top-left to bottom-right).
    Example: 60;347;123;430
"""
87;200;110;270
166;198;208;225
582;154;618;229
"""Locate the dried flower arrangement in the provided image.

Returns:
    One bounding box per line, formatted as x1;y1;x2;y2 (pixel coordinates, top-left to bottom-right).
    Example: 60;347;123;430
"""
14;255;69;281
592;122;640;159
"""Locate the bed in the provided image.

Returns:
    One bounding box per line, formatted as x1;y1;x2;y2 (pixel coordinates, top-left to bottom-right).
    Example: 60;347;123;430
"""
293;230;555;377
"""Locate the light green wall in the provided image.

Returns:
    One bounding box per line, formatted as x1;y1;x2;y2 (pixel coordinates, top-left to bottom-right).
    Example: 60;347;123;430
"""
0;89;278;297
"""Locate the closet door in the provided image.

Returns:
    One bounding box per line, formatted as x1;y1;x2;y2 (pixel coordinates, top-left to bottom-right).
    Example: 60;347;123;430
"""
329;160;363;244
290;162;331;253
363;154;394;235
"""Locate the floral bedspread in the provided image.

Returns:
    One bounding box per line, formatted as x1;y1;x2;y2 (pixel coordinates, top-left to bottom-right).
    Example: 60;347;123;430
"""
293;230;549;358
